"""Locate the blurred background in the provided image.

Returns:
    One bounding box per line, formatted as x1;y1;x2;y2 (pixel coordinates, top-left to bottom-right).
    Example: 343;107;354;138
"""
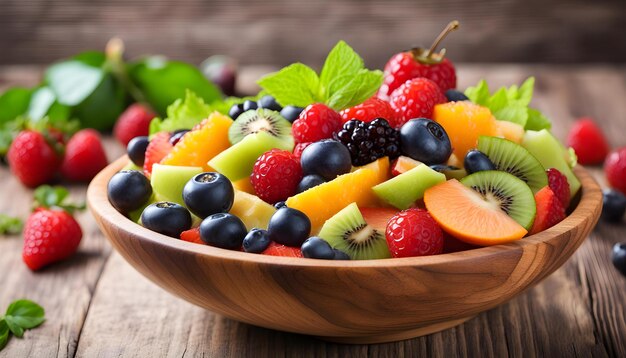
1;0;625;69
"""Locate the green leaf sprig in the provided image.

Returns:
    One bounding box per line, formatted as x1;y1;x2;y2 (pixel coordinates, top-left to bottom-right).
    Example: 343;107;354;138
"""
32;185;85;214
0;215;23;235
0;299;45;351
258;41;383;111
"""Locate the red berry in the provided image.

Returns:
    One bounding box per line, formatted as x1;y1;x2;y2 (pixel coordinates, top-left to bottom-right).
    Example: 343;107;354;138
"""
339;97;399;128
22;209;83;271
60;129;108;182
292;142;312;160
566;118;610;165
389;78;446;126
529;187;566;235
261;241;303;257
605;147;626;195
547;168;571;209
143;132;173;178
250;149;303;204
114;104;155;146
7;130;61;187
292;104;342;144
385;208;444;258
180;227;205;245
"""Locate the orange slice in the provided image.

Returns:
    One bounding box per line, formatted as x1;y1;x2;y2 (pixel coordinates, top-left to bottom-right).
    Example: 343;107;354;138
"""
433;102;496;159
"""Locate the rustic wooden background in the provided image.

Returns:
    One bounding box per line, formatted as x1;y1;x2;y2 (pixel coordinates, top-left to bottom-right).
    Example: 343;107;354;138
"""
1;0;625;68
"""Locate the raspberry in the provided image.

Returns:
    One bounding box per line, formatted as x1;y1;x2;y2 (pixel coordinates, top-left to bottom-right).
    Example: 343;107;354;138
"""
605;147;626;195
378;52;428;101
566;118;610;165
547;168;571;209
530;187;566;235
339;98;399;128
389;78;446;126
251;149;303;204
292;142;312;160
385;208;444;258
291;104;342;143
334;118;400;166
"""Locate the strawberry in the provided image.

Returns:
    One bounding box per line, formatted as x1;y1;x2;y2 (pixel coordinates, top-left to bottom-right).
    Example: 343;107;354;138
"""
566;118;610;165
180;227;205;245
529;187;566;235
389;77;446;126
385;208;444;258
114;104;155;146
605;147;626;195
339;98;399;128
251;149;303;204
143;132;173;178
547;168;571;209
292;104;342;144
378;21;459;99
261;242;303;257
7;130;61;188
60;129;108;182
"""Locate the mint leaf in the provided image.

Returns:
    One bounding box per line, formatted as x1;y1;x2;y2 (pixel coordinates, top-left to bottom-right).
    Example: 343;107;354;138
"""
4;300;45;330
511;77;534;106
526;108;551;131
33;185;85;213
464;80;490;105
0;320;8;351
492;105;528;127
0;88;32;124
257;63;321;108
0;215;23;235
46;61;105;106
319;41;363;92
326;69;383;110
149;90;214;134
3;319;23;338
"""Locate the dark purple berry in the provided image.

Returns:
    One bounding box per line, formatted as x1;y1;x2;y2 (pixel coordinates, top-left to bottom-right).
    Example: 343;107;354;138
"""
399;118;452;165
334;118;400;166
127;136;149;166
141;202;191;238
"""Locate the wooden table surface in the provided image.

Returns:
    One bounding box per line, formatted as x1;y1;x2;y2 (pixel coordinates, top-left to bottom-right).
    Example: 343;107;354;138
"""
0;64;625;357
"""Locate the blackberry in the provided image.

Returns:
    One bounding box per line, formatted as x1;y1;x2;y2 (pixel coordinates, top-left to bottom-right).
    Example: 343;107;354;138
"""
334;118;400;166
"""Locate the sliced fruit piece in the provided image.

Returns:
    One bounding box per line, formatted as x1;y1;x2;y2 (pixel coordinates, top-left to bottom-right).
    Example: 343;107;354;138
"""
433;101;497;159
228;108;293;146
522;129;581;198
143;132;173;178
460;170;536;230
529;186;566;235
233;177;256;195
262;242;303;257
429;164;467;180
180;227;205;245
122;160;143;171
209;131;294;181
230;190;276;230
128;192;158;223
477;136;548;193
360;207;399;230
495;120;525;144
391;156;423;176
424;179;528;245
160;112;233;171
373;164;446;210
286;157;390;233
150;164;203;205
318;203;391;260
446;153;462;168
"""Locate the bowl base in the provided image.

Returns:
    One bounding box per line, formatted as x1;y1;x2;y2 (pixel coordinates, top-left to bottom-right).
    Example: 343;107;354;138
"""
317;315;476;344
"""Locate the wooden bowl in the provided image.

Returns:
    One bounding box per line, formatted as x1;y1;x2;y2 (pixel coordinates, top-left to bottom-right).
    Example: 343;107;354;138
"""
87;156;602;344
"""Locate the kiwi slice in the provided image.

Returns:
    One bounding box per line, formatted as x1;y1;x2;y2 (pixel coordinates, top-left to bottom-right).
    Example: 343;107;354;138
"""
461;171;536;230
318;203;391;260
228;108;292;145
477;136;548;193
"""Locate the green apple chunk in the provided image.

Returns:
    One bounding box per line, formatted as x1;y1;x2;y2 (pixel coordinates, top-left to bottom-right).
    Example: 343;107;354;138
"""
208;131;294;181
373;164;446;210
122;160;142;171
150;164;203;205
522;129;581;198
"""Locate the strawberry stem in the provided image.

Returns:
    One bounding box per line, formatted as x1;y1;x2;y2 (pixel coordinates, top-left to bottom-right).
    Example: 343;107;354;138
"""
425;20;460;59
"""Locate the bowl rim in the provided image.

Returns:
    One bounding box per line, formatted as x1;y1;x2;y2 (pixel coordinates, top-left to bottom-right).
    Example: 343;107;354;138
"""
88;156;602;268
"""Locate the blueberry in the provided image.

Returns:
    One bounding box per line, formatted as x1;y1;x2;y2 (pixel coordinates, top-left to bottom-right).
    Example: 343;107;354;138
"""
445;89;469;102
127;136;149;166
602;189;626;223
243;228;271;253
400;118;452;165
141;202;191;238
107;170;153;214
183;172;234;219
274;201;287;209
301;237;335;259
229;103;244;120
297;174;326;193
333;249;351;260
464;150;496;174
300;140;352;181
613;243;626;276
258;95;282;112
200;213;247;250
169;129;190;146
280;106;304;123
243;100;258;112
268;207;311;247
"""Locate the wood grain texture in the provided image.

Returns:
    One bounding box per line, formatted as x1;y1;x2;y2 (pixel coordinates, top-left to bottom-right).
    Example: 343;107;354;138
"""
1;0;625;68
0;64;625;356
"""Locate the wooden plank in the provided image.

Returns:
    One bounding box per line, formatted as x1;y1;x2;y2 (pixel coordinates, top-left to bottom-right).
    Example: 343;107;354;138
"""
0;0;625;67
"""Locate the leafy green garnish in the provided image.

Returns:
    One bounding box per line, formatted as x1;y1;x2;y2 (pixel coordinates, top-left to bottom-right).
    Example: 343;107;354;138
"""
258;41;383;111
0;299;45;351
33;185;85;213
464;77;551;130
0;215;23;235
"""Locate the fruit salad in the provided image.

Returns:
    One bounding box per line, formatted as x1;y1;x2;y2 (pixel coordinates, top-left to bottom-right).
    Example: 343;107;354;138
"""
107;22;582;260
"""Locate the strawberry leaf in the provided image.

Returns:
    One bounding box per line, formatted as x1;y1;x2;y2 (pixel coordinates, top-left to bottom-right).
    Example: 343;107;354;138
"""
32;185;85;213
4;300;45;330
0;320;8;351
